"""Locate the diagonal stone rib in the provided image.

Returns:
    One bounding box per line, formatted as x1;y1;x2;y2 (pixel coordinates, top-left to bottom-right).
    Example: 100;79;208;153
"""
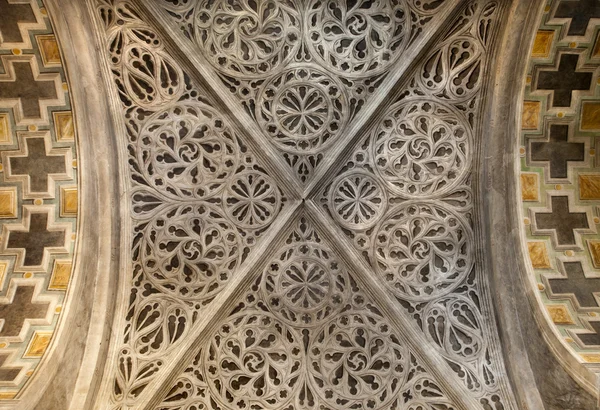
303;199;484;410
133;200;302;410
305;0;467;199
138;0;304;199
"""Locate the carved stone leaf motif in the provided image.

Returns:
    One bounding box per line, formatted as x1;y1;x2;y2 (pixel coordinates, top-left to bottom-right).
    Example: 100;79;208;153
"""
156;0;450;184
320;1;517;408
155;217;461;410
94;1;285;407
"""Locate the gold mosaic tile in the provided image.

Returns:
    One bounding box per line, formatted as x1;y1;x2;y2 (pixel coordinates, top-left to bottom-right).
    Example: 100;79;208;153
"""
49;261;72;290
0;262;7;292
521;173;539;201
593;32;600;58
59;186;77;217
579;174;600;199
522;101;541;130
24;332;52;358
36;35;61;67
0;392;17;400
547;305;574;324
581;354;600;363
528;242;551;269
588;240;600;268
531;30;554;58
581;101;600;131
0;114;11;145
0;187;17;219
53;112;74;142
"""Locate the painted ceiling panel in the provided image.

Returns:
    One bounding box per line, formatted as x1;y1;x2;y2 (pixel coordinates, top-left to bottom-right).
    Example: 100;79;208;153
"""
0;0;79;401
518;0;600;379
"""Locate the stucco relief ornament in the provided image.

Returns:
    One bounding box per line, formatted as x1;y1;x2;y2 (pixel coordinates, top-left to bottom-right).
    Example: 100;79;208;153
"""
139;204;241;301
330;171;387;230
223;171;281;229
372;100;471;198
373;202;474;302
257;66;349;153
305;0;410;77
308;310;410;409
193;0;301;78
204;312;304;409
137;102;240;199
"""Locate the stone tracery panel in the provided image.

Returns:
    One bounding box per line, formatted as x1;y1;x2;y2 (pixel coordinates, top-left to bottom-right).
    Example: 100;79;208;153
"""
319;1;518;408
86;0;525;408
92;1;287;407
156;0;452;185
155;217;462;410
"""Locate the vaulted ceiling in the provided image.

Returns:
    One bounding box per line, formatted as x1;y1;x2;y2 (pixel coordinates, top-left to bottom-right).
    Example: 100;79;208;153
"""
0;0;599;409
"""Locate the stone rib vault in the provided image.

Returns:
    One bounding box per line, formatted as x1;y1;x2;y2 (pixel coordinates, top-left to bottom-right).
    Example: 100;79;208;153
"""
89;0;519;409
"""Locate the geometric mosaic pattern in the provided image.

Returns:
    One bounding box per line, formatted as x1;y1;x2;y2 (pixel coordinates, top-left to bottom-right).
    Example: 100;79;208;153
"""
520;0;600;369
0;0;78;400
89;0;519;409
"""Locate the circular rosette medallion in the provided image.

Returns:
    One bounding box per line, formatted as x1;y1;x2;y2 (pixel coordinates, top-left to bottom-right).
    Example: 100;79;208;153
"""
193;0;301;78
305;0;409;77
372;202;473;302
261;253;350;328
372;100;471;198
330;171;387;230
257;67;349;154
223;171;281;230
204;313;304;409
308;311;409;409
137;103;239;199
139;204;241;302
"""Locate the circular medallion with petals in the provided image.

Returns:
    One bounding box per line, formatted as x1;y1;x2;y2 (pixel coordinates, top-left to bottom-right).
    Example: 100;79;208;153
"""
373;202;473;302
139;204;241;302
257;66;349;154
308;311;409;409
137;103;239;199
305;0;409;78
193;0;301;78
223;171;281;229
262;253;350;328
204;312;303;409
372;100;471;198
330;171;387;230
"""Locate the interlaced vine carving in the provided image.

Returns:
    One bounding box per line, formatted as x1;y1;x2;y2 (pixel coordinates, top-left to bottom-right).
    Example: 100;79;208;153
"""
156;217;460;410
94;1;285;408
157;0;451;184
